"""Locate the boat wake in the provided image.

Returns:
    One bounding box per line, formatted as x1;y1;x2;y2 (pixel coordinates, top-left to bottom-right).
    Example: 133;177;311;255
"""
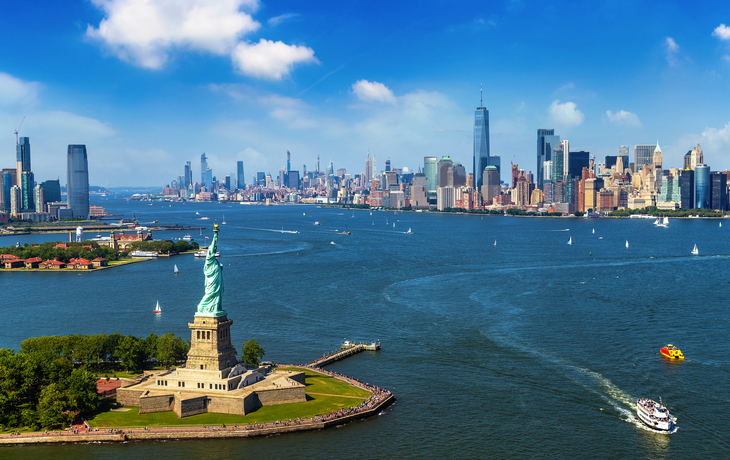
548;228;570;232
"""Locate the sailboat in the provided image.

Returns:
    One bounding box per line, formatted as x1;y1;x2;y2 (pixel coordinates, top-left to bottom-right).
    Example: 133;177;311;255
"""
493;240;497;246
568;236;572;245
222;215;226;224
174;265;178;274
653;218;660;226
658;216;668;227
406;227;413;234
592;228;595;234
720;222;723;228
352;210;355;218
153;301;161;314
626;240;629;248
393;222;396;228
691;244;699;255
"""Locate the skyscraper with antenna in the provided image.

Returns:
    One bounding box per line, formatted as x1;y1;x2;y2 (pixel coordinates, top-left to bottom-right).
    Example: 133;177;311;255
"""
474;83;490;191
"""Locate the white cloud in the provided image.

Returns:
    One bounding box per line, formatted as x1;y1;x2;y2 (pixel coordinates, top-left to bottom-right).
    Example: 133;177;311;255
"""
723;55;730;62
700;121;730;149
351;80;397;104
0;72;41;108
665;37;679;66
267;13;299;27
231;39;318;80
605;109;642;127
547;100;584;128
33;111;116;139
557;82;574;92
713;24;730;40
86;0;261;68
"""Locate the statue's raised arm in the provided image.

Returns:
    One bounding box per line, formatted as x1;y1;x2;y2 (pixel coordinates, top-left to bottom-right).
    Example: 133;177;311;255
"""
195;224;226;317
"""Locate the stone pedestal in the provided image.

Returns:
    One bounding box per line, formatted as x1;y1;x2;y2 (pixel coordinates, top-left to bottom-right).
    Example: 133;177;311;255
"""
186;315;237;371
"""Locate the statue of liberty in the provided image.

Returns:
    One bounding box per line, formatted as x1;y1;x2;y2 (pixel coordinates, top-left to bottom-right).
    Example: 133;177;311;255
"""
196;224;226;317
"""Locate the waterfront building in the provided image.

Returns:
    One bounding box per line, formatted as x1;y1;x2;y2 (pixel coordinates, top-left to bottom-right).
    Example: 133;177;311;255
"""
437;186;455;211
680;169;695;209
20;171;34;211
9;185;20;216
237;161;244;189
711;172;728;211
474;90;490;190
516;175;530;206
410;184;428;209
67;145;90;219
481;165;500;205
695;165;710;209
657;175;681;206
201;153;208;185
33;184;44;213
537;129;560;190
634;144;654;170
2;171;13;211
424;156;438;200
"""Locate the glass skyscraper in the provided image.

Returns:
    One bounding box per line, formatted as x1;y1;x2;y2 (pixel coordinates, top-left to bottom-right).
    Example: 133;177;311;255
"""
695;165;710;209
237;161;244;189
21;172;34;211
67;145;89;218
3;172;12;212
634;145;654;170
473;104;490;190
537;129;560;190
201;153;208;185
424;156;437;199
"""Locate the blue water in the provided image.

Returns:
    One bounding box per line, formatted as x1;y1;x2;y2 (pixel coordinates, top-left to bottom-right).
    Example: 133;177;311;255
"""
1;199;729;459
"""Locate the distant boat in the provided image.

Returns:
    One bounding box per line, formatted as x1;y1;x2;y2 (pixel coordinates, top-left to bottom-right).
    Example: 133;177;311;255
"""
352;210;355;218
691;244;699;255
663;217;669;226
592;228;595;234
653;218;660;226
174;264;178;274
182;234;193;242
330;241;335;245
222;215;226;224
393;222;396;228
153;301;161;314
720;222;723;228
406;228;413;234
568;236;572;245
196;212;200;215
626;240;629;248
303;212;306;216
493;240;496;246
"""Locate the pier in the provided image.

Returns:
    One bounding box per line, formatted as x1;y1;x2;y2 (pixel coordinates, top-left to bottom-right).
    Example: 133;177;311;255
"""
308;340;381;367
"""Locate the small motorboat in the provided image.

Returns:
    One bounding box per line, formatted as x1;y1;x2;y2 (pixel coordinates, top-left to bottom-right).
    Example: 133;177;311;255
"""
314;221;320;226
660;344;684;359
636;398;677;433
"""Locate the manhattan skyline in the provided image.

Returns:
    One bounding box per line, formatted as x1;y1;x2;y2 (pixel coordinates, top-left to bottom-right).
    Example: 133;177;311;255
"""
1;1;730;186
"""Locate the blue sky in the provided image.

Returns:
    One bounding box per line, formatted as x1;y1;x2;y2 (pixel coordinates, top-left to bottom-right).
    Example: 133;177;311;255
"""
1;0;730;186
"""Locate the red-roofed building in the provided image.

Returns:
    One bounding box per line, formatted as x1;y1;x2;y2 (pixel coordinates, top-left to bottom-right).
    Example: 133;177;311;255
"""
3;258;24;269
1;254;17;261
24;257;42;268
55;243;68;249
82;245;93;250
70;258;93;269
40;259;66;269
92;257;108;267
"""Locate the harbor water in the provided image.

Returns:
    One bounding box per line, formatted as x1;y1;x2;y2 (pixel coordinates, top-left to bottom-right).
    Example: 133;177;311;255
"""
1;198;728;459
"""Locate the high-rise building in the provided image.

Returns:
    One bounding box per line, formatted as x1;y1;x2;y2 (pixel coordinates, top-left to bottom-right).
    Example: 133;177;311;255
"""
488;155;501;179
10;185;20;217
537;129;560;190
287;151;291;174
288;171;300;189
552;147;565;184
184;161;192;188
680;169;695;210
690;144;703;170
695;165;710;209
561;140;570;176
2;171;13;211
437;156;453;188
16;137;31;186
605;155;629;171
424;156;437;201
21;172;34;211
236;161;244;189
201;153;208;185
473;88;490;190
447;163;466;187
385;159;391;172
658;175;681;204
481;166;500;205
205;168;212;189
34;184;44;213
619;145;629;157
711;172;728;211
569;152;591;178
653;142;663;170
634;144;654;170
224;175;231;190
364;153;372;187
67;145;90;218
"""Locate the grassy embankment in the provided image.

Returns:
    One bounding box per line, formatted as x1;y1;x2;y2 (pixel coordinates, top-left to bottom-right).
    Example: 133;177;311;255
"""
89;368;370;428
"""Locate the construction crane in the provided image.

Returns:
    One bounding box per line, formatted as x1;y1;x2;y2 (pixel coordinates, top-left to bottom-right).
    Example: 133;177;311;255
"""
14;116;25;145
510;155;516;166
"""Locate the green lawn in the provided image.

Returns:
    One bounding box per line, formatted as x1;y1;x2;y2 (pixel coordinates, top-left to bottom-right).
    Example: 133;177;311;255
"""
88;367;370;428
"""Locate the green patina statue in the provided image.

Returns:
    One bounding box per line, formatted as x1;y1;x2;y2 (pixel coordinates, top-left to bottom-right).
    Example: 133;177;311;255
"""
196;224;226;317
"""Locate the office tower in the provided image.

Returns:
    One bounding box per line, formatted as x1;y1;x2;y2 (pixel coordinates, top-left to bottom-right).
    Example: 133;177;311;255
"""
474;88;490;190
680;169;695;209
237;161;244;189
224;175;231;190
552;147;564;183
437;156;453;187
561;140;570;176
10;185;20;216
326;163;334;178
373;153;377;177
67;145;89;218
2;172;12;211
336;168;347;179
605;155;628;171
447;163;466;187
34;184;44;213
511;165;519;189
20;172;34;211
619;145;629;157
257;172;266;186
690;144;703;170
201;153;208;185
658;176;681;204
653;142;662;170
695;165;710;209
205;168;212;189
365;153;372;186
424;156;437;199
569;151;590;178
288;171;300;189
16;137;31;186
481;166;500;204
537;129;560;189
184;161;192;187
488;155;501;179
385;159;391;172
634;145;654;170
287;151;291;174
711;172;727;211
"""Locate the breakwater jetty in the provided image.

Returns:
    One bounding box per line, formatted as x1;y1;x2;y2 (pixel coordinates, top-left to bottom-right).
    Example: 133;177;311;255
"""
0;365;394;446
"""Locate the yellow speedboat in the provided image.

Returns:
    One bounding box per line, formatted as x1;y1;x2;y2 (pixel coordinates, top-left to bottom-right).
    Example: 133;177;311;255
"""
660;344;684;359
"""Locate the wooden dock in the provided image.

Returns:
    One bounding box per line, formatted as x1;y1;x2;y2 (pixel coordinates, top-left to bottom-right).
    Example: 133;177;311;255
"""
308;341;381;367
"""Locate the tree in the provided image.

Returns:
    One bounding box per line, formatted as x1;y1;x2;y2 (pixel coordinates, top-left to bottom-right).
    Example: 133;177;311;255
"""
143;333;159;362
64;368;99;415
116;336;145;372
37;383;70;428
241;339;265;366
156;333;188;368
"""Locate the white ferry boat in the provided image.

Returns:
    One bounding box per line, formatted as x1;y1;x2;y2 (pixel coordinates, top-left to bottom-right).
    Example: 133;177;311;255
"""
130;250;158;258
636;398;677;433
194;250;220;258
182;234;194;242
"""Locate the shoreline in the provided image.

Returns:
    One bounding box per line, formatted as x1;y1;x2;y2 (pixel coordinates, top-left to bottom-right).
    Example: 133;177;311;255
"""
0;366;395;446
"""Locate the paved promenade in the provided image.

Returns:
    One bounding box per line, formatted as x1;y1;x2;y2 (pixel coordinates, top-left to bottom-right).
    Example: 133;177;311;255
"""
0;365;394;446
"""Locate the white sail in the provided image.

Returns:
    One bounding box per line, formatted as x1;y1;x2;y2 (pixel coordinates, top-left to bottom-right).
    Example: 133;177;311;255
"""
691;244;698;255
568;236;572;245
494;240;497;246
663;217;669;225
626;240;629;248
592;228;595;234
720;222;723;228
174;264;178;274
154;300;161;313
